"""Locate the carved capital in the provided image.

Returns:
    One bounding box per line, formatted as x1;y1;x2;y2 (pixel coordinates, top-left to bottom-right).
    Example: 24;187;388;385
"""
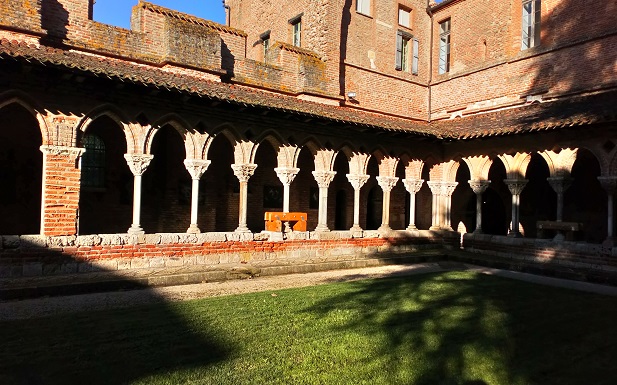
403;178;424;194
376;176;399;192
184;159;211;180
124;153;154;176
231;163;257;183
427;181;442;195
312;170;337;188
440;182;458;197
546;176;573;194
597;176;617;195
504;179;528;196
346;174;370;190
40;145;85;161
468;180;491;195
274;167;300;185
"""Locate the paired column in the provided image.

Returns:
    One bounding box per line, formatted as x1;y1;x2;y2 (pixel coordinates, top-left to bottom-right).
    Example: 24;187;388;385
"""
347;174;370;231
598;176;617;246
468;180;490;234
403;178;424;231
547;177;573;222
124;153;154;235
274;167;300;213
427;181;442;230
504;179;528;237
183;159;211;234
231;163;257;233
376;176;398;232
312;171;336;232
440;182;458;231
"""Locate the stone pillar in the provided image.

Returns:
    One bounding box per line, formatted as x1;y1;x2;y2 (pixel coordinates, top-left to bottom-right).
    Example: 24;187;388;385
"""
124;154;154;235
403;178;424;231
274;167;300;213
376;176;399;232
547;177;573;222
346;174;370;231
598;176;617;246
312;170;336;232
427;181;442;230
183;159;211;234
468;180;490;234
40;145;85;236
231;163;257;233
504;179;528;237
441;182;458;231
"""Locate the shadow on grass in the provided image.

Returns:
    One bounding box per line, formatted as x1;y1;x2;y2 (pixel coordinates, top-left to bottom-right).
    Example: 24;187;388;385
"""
306;271;617;385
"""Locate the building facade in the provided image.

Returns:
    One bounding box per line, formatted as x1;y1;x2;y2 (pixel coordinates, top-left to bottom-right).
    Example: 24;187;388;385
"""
0;0;616;279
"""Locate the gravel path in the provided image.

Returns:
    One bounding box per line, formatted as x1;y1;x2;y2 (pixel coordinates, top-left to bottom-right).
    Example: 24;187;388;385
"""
1;263;615;321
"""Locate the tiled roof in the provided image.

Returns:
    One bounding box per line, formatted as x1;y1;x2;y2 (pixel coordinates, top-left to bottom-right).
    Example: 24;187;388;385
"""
0;38;615;141
0;38;438;137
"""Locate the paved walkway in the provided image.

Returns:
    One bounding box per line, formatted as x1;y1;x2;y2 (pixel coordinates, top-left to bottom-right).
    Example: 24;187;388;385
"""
1;262;616;321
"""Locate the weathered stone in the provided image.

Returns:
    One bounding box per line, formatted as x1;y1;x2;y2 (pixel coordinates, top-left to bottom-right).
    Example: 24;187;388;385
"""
2;236;20;249
130;258;149;269
100;234;124;246
91;259;119;271
160;234;180;244
117;258;131;270
145;234;162;245
75;235;102;247
149;257;165;268
178;234;198;244
20;235;47;248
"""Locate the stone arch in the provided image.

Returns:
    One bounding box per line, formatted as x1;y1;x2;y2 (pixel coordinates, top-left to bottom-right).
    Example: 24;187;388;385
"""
78;104;135;153
539;148;578;177
0;91;50;145
299;137;324;158
147;114;196;159
203;126;239;160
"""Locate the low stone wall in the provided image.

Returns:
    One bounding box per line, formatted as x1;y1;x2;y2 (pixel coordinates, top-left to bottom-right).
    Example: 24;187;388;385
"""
0;230;448;278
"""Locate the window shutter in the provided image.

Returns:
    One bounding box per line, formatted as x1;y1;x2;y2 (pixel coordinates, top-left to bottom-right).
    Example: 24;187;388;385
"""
412;38;419;75
395;32;403;71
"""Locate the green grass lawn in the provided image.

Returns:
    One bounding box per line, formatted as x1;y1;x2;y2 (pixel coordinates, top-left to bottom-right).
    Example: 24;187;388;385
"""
1;271;616;385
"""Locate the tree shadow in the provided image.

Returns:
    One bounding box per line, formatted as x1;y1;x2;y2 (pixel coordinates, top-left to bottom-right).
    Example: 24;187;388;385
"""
304;271;617;385
0;238;233;385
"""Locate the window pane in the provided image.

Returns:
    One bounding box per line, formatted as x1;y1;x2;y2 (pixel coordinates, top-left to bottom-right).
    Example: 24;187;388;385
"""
399;9;410;27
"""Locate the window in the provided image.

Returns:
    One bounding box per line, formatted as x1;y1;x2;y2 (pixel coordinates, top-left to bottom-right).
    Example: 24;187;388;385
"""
260;30;271;60
81;134;106;188
398;7;411;28
438;19;450;74
289;14;302;47
396;31;418;74
357;0;371;16
521;0;541;50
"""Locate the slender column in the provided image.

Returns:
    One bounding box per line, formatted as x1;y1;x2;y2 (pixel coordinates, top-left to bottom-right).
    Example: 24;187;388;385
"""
124;154;154;234
183;159;211;233
274;167;300;213
427;181;441;230
312;170;337;232
468;180;491;234
547;177;573;222
403;178;424;231
346;174;370;231
441;182;458;231
376;176;399;232
598;176;617;246
231;163;257;233
504;179;528;237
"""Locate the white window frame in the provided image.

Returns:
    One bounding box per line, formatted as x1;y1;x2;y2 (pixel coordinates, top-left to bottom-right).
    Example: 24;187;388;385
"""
356;0;371;16
398;7;411;28
289;14;302;47
396;31;418;75
438;19;450;74
521;0;541;50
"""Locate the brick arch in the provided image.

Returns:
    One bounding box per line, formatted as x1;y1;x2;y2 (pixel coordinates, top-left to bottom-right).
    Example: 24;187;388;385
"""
298;137;324;157
146;114;194;158
203;124;243;160
77;104;136;153
0;91;50;145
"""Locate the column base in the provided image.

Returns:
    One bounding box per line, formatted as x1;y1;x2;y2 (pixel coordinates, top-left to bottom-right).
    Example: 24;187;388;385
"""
406;224;417;231
128;225;144;235
187;224;201;234
429;225;441;231
473;228;483;235
235;225;251;233
349;224;363;232
507;231;522;238
378;225;392;233
314;225;330;232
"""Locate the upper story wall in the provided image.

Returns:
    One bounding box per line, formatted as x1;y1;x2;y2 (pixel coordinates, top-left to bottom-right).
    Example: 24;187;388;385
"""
429;0;617;117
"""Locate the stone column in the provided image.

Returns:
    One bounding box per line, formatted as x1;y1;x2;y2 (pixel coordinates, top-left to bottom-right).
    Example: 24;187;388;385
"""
504;179;528;237
40;145;85;236
427;181;442;230
346;174;370;231
441;182;458;231
183;159;211;234
312;170;337;232
403;178;424;231
468;180;490;234
231;163;257;233
124;153;154;235
376;176;399;232
598;176;617;246
547;176;573;222
274;167;300;213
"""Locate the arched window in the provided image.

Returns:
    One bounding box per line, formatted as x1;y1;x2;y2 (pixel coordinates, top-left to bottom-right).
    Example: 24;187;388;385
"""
81;134;106;188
